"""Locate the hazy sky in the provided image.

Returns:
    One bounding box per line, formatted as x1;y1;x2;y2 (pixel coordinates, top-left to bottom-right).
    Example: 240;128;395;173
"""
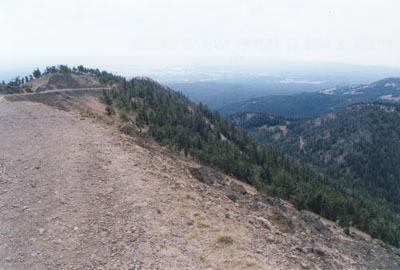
1;0;399;71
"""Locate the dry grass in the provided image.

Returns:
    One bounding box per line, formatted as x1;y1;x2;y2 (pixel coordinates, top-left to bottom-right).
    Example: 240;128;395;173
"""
80;109;96;119
217;235;233;245
197;222;210;228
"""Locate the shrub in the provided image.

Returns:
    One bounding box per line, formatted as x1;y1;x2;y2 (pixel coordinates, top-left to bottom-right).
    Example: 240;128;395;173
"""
103;92;113;105
217;235;233;245
80;109;95;118
105;105;115;116
119;112;131;122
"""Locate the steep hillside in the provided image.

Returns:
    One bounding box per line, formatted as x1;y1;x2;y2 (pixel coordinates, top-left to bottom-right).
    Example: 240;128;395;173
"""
219;78;400;117
231;104;400;244
2;101;400;269
2;69;400;269
97;73;400;247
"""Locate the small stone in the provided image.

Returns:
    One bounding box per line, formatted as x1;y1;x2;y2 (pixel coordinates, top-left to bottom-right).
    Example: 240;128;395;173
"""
187;220;194;226
255;216;272;230
227;193;238;202
188;167;222;185
393;249;400;257
313;247;326;256
304;246;325;256
301;262;309;269
39;228;46;235
229;181;247;194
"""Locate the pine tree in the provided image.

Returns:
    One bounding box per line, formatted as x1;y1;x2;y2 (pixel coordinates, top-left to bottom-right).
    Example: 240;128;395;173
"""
33;68;41;79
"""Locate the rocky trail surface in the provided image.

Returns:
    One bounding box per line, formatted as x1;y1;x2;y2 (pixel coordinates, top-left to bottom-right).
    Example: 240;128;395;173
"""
0;99;400;270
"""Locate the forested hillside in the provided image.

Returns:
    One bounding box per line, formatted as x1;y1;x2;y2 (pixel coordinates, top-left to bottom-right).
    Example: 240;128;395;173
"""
231;104;400;246
97;70;400;247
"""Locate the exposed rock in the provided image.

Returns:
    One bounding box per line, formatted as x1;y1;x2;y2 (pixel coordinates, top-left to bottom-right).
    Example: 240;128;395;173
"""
39;228;46;235
119;123;138;136
312;247;326;257
187;220;194;226
302;246;326;257
268;209;295;233
227;192;238;202
188;167;222;185
393;249;400;257
314;221;330;235
229;181;247;194
263;196;282;207
301;213;330;236
255;216;272;230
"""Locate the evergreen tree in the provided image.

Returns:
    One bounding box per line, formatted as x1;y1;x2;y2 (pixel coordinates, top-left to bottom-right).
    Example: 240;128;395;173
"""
33;68;41;79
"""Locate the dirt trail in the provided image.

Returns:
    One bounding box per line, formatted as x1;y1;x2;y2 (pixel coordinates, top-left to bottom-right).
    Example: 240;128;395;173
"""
0;101;281;270
0;100;193;269
12;87;111;96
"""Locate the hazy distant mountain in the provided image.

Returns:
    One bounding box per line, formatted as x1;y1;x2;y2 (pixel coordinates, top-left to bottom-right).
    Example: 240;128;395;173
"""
167;78;330;109
136;62;400;109
219;78;400;117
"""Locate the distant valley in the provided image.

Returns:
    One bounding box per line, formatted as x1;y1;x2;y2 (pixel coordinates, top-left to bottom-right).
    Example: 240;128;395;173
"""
167;78;330;109
220;78;400;117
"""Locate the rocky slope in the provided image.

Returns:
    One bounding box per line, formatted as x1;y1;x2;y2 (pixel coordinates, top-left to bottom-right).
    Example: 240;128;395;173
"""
0;82;400;269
